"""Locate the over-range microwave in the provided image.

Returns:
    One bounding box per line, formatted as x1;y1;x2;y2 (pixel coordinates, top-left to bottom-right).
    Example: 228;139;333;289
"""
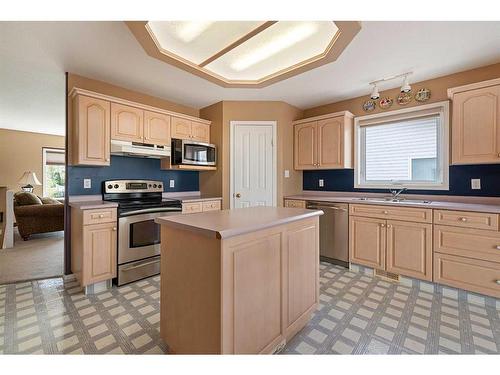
171;139;216;166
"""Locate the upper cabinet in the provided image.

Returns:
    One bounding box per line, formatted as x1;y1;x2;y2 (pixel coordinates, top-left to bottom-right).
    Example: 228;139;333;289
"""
171;116;211;143
449;78;500;165
111;103;144;143
144;110;171;146
293;111;353;170
72;95;111;166
68;89;211;166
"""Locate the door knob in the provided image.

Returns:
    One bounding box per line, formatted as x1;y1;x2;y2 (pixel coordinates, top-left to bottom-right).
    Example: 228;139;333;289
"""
235;193;241;198
112;227;117;231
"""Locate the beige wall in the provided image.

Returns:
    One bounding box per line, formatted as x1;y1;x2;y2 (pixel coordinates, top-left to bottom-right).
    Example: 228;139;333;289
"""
303;62;500;118
67;73;199;117
200;101;303;209
0;129;65;196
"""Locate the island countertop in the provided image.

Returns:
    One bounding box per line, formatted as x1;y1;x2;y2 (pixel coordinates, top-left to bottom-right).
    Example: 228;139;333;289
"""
155;206;323;239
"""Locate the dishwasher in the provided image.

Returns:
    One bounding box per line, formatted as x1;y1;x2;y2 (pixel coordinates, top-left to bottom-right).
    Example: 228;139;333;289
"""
306;201;349;268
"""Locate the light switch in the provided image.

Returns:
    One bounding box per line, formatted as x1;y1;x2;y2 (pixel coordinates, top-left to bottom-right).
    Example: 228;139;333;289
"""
169;179;175;188
284;170;290;178
319;179;324;187
83;178;91;189
471;178;481;190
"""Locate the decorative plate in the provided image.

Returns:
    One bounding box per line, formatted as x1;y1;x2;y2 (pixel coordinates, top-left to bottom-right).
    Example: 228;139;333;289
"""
362;100;376;112
397;92;412;105
415;88;431;102
379;97;393;109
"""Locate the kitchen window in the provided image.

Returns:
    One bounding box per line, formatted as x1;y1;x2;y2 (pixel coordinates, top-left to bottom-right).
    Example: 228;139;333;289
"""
354;101;449;190
42;148;65;198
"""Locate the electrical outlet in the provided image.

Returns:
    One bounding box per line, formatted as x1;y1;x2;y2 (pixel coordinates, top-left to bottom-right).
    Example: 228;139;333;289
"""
319;179;324;187
169;179;175;188
83;178;91;189
471;178;481;190
284;170;290;178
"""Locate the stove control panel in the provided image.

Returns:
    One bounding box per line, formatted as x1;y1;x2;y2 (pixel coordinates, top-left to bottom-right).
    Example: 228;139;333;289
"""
103;180;164;194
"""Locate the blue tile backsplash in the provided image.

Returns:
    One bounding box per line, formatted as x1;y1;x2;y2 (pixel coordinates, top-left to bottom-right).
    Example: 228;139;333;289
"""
303;165;500;197
68;155;199;195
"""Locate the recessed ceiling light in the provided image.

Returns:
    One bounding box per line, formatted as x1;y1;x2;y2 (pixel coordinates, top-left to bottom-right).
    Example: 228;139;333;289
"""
230;23;318;71
175;21;214;42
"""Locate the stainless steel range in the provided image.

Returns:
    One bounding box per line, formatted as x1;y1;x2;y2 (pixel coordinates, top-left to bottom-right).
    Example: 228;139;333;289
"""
102;179;182;286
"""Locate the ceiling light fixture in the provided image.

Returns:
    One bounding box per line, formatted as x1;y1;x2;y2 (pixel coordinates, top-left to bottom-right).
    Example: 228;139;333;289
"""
368;72;413;98
230;23;318;71
370;84;380;100
175;21;214;43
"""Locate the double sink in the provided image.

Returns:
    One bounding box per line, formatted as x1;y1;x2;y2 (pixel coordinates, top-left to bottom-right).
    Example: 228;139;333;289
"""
355;197;432;205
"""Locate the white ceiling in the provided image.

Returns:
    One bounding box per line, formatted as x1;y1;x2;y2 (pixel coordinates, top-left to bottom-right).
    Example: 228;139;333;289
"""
1;21;500;136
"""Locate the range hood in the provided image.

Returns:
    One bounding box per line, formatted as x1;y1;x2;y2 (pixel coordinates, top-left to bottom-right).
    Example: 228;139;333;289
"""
110;140;170;159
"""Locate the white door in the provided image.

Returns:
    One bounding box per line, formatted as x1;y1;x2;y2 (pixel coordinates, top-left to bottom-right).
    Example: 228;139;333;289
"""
232;122;276;208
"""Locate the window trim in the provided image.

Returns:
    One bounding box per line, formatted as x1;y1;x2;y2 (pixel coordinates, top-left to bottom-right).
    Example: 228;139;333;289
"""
354;101;450;190
42;147;66;198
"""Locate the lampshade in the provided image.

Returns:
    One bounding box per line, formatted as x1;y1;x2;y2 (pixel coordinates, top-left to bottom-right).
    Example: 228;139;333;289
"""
18;171;42;186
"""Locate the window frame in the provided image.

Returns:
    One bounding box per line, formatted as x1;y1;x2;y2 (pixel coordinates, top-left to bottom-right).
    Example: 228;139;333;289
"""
354;101;450;190
42;147;66;198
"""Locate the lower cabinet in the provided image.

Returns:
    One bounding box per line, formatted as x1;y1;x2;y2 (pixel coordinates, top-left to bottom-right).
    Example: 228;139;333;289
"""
284;199;306;208
349;216;386;269
71;207;117;287
349;215;433;281
386;220;433;281
182;200;221;214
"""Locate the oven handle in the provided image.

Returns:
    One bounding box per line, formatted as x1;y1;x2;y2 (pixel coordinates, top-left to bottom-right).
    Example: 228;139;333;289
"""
122;258;160;271
120;207;182;216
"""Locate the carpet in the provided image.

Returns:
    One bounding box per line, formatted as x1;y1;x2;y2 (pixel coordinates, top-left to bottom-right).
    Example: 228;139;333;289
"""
0;229;64;284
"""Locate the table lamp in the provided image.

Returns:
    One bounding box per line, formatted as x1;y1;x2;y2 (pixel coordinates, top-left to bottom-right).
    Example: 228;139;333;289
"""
18;171;41;193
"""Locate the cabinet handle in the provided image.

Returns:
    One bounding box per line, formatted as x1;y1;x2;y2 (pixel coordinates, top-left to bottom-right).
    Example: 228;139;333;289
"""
460;217;467;222
105;158;110;161
387;224;392;228
496;280;500;285
383;210;388;214
99;214;104;218
496;246;500;250
112;227;117;231
380;224;385;227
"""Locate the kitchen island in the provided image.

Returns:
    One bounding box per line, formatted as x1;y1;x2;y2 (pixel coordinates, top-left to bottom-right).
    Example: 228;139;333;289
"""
155;206;323;354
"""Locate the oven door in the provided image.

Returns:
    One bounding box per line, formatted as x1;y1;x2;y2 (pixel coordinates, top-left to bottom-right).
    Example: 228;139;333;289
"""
118;209;180;265
182;140;216;166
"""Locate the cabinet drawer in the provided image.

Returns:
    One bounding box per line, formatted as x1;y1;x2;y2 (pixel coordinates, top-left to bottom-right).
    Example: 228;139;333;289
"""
434;209;498;231
434;225;500;263
349;204;432;223
83;208;117;225
434;253;500;298
182;202;203;214
284;199;306;208
202;200;221;212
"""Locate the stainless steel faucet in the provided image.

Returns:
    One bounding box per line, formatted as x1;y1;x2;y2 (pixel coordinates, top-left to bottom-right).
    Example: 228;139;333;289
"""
390;188;407;200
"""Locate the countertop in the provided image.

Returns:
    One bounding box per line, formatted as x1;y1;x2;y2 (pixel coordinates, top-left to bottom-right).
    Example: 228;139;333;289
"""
155;206;323;239
68;201;118;210
285;193;500;214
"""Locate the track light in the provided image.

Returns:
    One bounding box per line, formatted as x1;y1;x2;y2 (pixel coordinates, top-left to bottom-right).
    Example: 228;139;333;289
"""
401;75;411;93
370;84;380;100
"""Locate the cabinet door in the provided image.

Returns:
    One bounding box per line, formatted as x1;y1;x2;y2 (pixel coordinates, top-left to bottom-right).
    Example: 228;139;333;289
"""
110;103;144;142
317;116;343;168
75;95;111;166
191;121;210;143
144;111;171;146
294;121;317;170
452;86;500;164
171;116;192;139
82;222;117;286
386;220;432;281
349;216;386;269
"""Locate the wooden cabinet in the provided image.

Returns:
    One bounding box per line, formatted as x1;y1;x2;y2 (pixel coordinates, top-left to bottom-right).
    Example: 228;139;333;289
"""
71;95;111;166
182;200;221;214
171;117;210;143
111;103;144;143
284;199;306;208
349;205;432;280
434;209;498;231
71;207;117;288
144;110;171;146
449;78;500;165
349;216;386;269
293;111;353;170
386;220;433;281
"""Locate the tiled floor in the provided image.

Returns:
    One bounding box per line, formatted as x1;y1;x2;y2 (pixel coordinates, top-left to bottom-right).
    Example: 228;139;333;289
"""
0;262;499;354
